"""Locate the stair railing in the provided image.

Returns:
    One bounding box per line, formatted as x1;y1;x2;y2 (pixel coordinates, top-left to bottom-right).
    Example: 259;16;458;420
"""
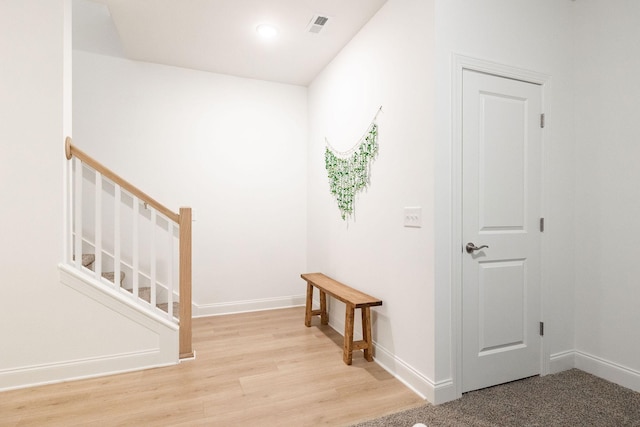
65;137;193;359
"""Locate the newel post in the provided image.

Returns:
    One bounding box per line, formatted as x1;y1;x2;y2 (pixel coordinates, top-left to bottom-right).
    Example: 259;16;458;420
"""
179;207;194;359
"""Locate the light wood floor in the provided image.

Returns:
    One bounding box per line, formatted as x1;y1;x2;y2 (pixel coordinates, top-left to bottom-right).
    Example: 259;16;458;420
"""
0;307;424;426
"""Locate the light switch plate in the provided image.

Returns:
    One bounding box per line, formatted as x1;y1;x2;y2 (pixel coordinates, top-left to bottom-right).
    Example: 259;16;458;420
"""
403;207;422;228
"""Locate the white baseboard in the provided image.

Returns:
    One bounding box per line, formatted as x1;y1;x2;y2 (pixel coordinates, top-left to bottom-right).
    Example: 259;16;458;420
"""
549;349;640;393
372;348;639;403
193;294;306;317
574;350;640;392
0;350;175;393
373;341;457;404
549;350;576;374
325;316;455;405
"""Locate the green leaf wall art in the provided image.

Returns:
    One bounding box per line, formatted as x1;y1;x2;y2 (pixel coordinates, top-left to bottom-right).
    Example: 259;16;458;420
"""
325;116;379;221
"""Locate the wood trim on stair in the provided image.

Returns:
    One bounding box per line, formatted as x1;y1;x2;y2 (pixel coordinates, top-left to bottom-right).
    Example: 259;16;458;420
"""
179;207;194;359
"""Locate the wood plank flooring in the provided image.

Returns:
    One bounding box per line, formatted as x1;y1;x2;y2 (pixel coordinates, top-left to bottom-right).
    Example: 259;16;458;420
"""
0;307;424;426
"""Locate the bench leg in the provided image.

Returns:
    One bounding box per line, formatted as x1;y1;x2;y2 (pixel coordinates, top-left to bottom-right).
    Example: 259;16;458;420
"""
304;282;313;327
362;307;373;362
343;303;355;365
319;290;328;325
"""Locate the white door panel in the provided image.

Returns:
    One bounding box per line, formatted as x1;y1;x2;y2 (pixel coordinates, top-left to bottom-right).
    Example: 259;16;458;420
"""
462;69;542;393
480;93;526;229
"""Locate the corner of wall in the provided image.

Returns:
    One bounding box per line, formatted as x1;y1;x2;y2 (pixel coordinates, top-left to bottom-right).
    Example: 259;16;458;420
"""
574;351;640;393
327;312;456;404
549;350;576;375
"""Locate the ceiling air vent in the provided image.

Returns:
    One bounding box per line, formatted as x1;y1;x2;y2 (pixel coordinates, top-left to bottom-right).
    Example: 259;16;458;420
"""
306;15;330;34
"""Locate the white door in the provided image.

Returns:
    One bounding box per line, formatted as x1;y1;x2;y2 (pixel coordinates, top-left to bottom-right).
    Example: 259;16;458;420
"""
462;69;542;393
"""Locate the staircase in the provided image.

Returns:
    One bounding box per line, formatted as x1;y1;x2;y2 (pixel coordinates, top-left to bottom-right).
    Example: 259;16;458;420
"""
65;137;192;358
79;253;180;318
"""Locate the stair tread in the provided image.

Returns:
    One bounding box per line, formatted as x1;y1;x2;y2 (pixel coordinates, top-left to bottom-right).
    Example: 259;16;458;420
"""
102;271;125;285
77;254;179;320
77;253;125;285
124;286;151;303
157;302;180;318
82;254;95;267
72;254;95;267
124;289;179;318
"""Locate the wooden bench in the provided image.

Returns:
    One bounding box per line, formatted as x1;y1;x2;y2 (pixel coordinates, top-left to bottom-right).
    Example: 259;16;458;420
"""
300;273;383;365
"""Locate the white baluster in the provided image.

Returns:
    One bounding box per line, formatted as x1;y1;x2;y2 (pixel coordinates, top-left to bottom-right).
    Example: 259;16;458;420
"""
65;154;73;265
150;208;157;308
132;196;139;301
94;171;103;284
114;185;121;291
73;159;83;270
167;222;174;319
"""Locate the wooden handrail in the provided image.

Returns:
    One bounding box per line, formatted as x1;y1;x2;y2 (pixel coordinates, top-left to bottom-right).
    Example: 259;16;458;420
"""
65;137;179;224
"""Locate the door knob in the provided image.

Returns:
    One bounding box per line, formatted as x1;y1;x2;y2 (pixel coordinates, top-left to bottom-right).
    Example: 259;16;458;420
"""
466;242;489;254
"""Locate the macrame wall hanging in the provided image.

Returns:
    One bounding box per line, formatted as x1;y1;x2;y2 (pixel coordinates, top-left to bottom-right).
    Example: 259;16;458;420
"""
325;107;382;221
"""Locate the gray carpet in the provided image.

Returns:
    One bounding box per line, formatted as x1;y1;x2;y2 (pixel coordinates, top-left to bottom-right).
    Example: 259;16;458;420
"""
352;369;640;426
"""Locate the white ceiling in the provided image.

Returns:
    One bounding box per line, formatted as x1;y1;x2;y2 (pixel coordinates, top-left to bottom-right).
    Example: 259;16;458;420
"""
74;0;388;86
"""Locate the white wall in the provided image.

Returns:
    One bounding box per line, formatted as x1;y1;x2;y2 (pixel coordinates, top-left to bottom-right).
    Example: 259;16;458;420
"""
308;0;438;400
0;0;175;392
573;0;640;391
72;51;308;315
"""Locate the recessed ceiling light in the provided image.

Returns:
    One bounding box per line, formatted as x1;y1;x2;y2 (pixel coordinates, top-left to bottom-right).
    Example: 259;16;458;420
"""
256;24;278;39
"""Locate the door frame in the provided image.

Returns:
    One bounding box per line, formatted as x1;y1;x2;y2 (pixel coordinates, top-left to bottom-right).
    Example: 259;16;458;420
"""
451;54;551;397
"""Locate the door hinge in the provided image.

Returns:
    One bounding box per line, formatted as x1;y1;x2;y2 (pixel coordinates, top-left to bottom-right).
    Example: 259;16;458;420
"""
539;322;544;336
540;217;545;232
540;113;545;128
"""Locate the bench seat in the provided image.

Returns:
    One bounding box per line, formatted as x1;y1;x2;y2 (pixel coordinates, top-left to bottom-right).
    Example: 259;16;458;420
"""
301;272;382;365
